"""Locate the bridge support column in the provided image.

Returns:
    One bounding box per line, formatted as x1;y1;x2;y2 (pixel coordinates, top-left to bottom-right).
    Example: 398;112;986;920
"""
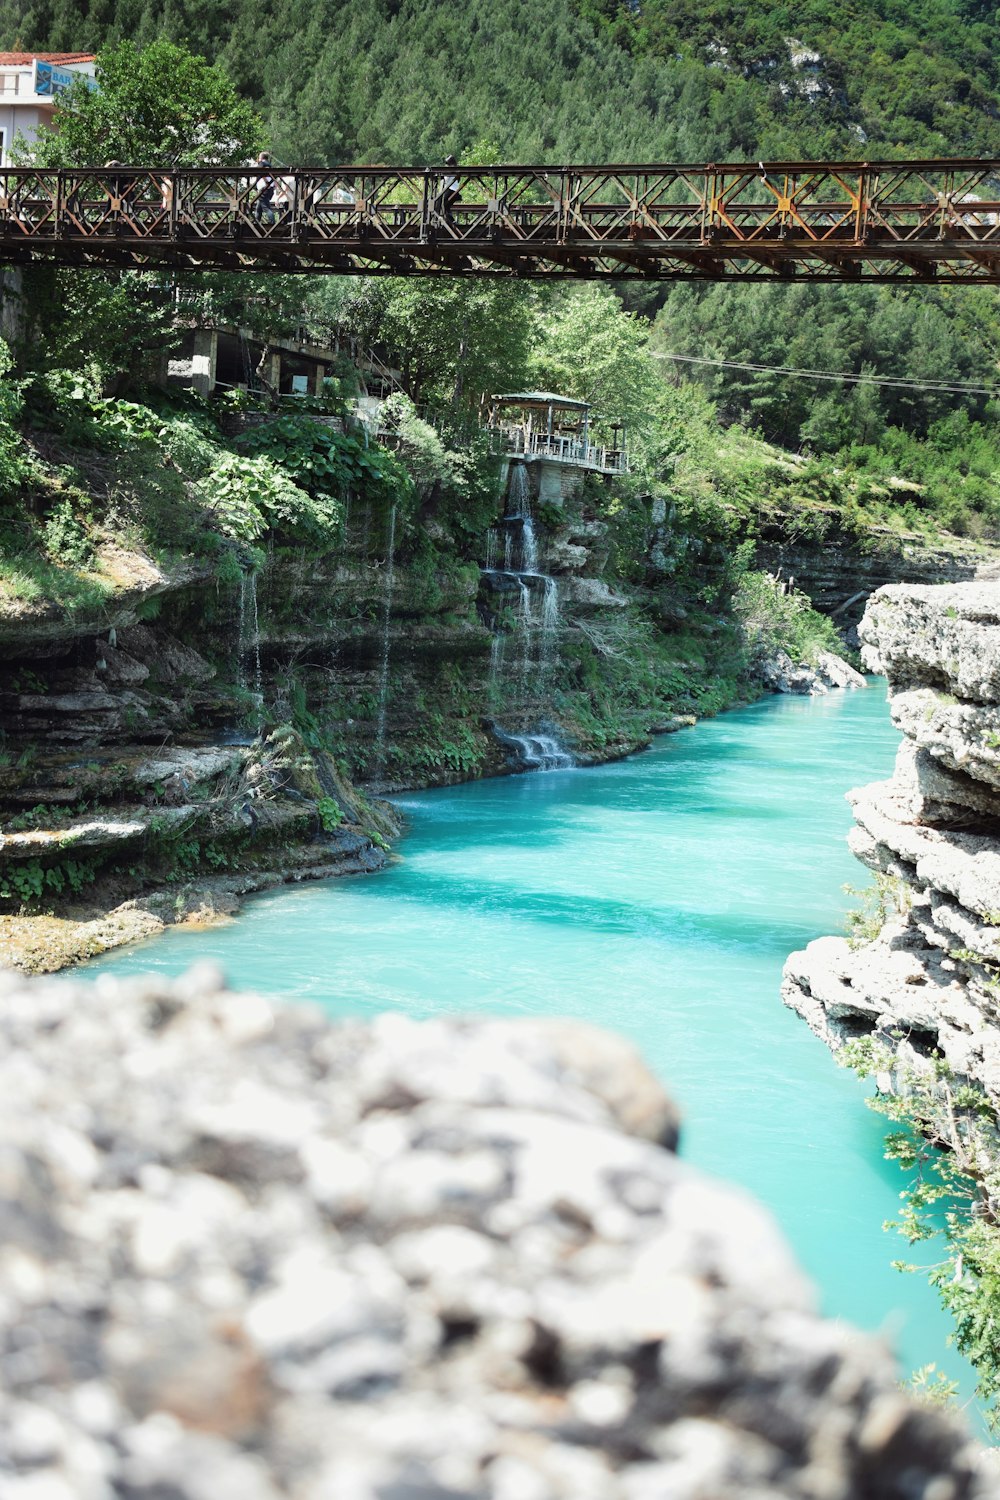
0;268;23;346
190;329;218;398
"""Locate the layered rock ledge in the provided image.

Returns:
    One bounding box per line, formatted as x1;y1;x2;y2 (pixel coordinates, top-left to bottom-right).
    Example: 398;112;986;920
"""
0;966;991;1499
783;582;1000;1106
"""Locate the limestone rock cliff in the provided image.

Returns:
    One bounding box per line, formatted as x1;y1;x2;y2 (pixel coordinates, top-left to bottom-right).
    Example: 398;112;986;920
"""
783;582;1000;1107
0;966;990;1499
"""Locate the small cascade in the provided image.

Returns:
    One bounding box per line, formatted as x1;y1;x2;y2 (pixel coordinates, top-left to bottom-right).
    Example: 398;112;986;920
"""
513;732;574;770
487;721;575;772
373;504;397;777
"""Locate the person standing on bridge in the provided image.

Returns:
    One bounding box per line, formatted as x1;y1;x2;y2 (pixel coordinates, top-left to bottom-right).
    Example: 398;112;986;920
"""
253;151;277;226
434;154;461;226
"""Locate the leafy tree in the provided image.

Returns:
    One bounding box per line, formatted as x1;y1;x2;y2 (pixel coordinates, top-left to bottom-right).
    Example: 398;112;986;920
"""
18;38;264;167
531;285;661;441
341;278;540;412
13;265;180;393
12;40;265;393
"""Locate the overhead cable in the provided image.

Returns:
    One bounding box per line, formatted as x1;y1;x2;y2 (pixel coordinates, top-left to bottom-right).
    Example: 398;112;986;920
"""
655;350;1000;398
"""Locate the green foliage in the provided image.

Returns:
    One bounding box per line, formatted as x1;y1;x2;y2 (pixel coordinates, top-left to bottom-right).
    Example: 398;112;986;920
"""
0;339;36;501
531;285;660;448
651;282;1000;536
16;265;183;395
732;563;843;667
906;1364;961;1411
315;796;341;832
379;395;467;497
42;497;92;565
843;874;912;947
196;451;340;545
342;279;538;412
11;0;999;177
237;416;409;518
841;1040;1000;1419
576;0;1000;158
0;856;97;906
18;39;264;168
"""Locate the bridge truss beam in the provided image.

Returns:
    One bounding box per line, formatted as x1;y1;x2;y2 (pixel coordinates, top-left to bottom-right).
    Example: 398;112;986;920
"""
1;159;1000;281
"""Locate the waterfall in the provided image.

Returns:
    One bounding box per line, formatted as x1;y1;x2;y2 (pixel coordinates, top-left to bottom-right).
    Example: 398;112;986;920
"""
237;568;264;732
487;629;506;704
538;575;560;680
517;576;536;690
487;720;575;771
506;463;537;572
521;516;538;573
249;571;263;711
507;461;529;517
237;571;248;692
479;459;565;719
517;576;535;629
373;504;397;778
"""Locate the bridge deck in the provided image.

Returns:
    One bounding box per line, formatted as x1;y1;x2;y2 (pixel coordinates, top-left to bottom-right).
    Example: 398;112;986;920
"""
2;159;1000;281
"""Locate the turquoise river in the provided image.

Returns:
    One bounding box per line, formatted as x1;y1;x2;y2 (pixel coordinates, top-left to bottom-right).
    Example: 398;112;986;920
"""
86;684;981;1416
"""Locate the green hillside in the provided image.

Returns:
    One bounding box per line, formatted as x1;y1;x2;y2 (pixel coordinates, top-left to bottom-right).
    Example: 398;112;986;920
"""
6;0;1000;164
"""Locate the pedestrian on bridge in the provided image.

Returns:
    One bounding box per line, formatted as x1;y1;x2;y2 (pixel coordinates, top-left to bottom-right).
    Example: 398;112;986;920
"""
434;154;461;226
253;151;277;226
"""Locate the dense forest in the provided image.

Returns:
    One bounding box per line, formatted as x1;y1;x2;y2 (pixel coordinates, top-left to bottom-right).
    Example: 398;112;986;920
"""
7;0;1000;161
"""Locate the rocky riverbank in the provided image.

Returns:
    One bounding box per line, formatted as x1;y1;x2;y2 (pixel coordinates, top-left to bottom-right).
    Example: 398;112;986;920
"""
783;581;1000;1107
0;963;993;1499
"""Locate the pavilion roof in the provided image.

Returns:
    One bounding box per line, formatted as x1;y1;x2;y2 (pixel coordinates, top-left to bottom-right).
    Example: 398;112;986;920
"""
491;391;590;412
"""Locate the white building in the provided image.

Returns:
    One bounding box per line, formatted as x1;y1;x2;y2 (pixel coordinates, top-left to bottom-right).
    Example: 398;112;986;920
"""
0;53;96;165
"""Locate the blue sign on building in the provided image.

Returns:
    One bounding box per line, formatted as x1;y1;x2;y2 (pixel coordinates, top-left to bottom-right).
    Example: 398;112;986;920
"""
32;60;90;97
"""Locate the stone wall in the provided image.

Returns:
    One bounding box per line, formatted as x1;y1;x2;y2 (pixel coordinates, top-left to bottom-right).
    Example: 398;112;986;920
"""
783;582;1000;1106
0;965;992;1499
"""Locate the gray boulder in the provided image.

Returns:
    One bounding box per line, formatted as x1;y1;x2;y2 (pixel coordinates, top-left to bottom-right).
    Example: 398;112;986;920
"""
0;968;990;1499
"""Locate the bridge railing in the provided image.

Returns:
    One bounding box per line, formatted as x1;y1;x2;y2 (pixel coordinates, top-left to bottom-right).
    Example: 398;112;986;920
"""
1;160;999;279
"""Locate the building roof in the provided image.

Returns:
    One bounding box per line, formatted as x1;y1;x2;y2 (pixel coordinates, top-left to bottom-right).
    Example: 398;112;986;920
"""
491;391;590;411
0;52;96;65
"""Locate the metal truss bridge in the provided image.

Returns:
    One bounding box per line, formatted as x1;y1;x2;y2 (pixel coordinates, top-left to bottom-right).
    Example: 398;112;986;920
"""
3;158;1000;282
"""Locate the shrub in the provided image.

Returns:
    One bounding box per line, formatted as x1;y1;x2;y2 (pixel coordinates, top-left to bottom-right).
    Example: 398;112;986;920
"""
733;568;842;667
237;415;412;514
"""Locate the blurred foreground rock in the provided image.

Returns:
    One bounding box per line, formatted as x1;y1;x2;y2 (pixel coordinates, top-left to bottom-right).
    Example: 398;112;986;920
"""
0;966;991;1499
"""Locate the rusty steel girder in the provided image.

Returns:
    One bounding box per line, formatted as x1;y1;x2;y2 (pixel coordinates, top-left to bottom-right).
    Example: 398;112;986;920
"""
1;159;1000;281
